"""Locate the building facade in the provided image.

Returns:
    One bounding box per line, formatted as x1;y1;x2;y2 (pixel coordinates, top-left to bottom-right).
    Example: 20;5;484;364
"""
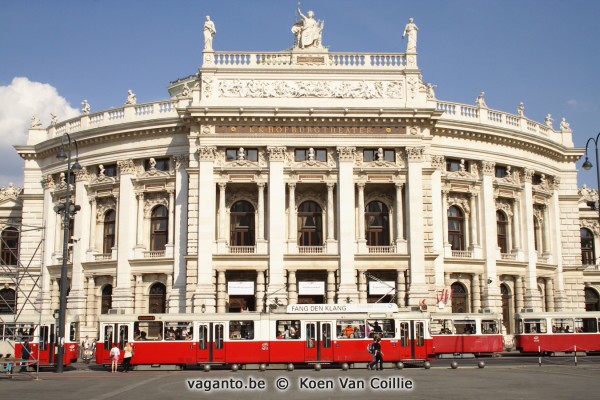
2;14;600;338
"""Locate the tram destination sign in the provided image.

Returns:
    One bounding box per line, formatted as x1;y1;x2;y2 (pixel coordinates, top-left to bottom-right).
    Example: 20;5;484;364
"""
287;303;398;314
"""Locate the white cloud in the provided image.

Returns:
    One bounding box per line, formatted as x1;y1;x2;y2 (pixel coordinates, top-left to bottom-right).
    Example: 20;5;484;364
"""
0;77;79;187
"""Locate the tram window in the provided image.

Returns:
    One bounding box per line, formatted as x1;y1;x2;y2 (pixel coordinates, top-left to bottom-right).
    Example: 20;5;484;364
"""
574;318;597;333
336;320;365;338
367;319;395;338
551;318;573;333
0;323;3;339
399;322;409;346
119;325;129;347
165;321;193;340
482;320;499;334
104;325;114;348
229;321;254;340
70;322;79;342
198;325;208;350
415;322;425;346
524;319;546;333
306;323;316;348
4;324;16;340
16;325;34;341
453;320;477;334
134;321;163;341
431;319;454;335
276;320;300;339
39;326;48;350
322;324;332;348
215;324;224;349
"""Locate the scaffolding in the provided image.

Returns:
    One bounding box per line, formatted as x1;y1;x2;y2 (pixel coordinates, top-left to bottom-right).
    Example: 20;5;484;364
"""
0;220;45;379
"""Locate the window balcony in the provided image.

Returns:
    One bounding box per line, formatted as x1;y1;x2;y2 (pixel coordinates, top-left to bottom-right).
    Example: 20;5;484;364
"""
143;250;166;258
584;263;599;271
229;246;256;254
298;246;325;254
368;246;396;254
94;253;113;261
451;250;472;258
500;253;516;261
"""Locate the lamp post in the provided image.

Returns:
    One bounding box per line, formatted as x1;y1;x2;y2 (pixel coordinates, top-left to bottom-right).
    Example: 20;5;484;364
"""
54;132;81;373
582;133;600;220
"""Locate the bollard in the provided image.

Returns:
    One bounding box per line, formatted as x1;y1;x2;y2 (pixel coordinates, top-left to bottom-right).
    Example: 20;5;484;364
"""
287;363;295;371
231;364;239;372
424;361;431;369
450;361;458;369
314;363;321;371
259;363;267;372
341;363;349;371
204;364;211;372
478;361;485;369
396;362;404;370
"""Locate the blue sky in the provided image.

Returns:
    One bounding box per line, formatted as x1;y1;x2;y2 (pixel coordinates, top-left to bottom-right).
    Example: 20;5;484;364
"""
1;0;599;188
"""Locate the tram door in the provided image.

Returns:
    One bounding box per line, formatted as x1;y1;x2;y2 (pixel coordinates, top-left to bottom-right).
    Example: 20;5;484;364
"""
196;322;225;363
303;321;333;362
398;320;426;359
39;324;55;364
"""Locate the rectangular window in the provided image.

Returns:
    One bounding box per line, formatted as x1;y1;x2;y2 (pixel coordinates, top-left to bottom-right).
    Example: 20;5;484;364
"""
295;148;327;162
226;148;258;162
482;320;499;334
134;321;163;341
102;164;117;177
551;318;574;333
495;165;508;178
446;158;467;172
229;321;254;340
276;320;301;339
336;320;366;339
574;318;597;333
524;318;547;333
164;321;193;340
431;319;454;335
367;319;395;338
532;174;543;185
399;322;409;346
144;158;170;171
453;320;477;334
363;149;394;162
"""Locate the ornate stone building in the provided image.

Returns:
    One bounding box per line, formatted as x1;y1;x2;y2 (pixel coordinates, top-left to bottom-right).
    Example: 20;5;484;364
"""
2;12;598;338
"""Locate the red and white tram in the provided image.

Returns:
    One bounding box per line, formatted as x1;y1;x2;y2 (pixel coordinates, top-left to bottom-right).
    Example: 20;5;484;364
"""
430;313;503;356
515;311;600;354
96;303;433;369
0;314;80;368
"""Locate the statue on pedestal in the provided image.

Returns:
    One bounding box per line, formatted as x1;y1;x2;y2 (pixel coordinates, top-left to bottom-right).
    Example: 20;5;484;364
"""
203;16;216;51
292;3;324;50
402;18;419;52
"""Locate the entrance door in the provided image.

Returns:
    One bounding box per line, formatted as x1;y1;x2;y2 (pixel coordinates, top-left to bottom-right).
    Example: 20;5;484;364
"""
195;322;225;363
501;284;512;333
303;321;333;362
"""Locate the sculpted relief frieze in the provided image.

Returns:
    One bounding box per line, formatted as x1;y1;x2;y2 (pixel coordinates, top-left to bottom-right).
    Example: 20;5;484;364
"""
218;79;404;99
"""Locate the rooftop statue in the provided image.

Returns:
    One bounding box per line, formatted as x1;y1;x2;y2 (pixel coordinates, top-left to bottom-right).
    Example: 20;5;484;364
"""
125;90;137;105
203;16;216;51
475;91;487;108
544;114;553;128
402;18;418;52
292;3;324;50
82;99;91;115
30;115;42;129
517;102;524;117
560;117;571;132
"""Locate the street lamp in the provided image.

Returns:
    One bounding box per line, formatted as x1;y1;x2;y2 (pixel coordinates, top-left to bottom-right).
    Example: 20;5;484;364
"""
582;133;600;220
54;132;81;373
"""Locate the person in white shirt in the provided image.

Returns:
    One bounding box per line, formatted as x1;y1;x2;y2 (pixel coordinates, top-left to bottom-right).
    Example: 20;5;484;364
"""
109;344;120;373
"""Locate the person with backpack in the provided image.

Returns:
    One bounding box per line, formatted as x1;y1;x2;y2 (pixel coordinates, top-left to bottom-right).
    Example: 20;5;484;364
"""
368;337;384;370
367;336;377;370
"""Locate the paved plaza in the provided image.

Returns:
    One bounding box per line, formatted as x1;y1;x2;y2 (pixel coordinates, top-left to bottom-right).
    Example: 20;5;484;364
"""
2;359;600;400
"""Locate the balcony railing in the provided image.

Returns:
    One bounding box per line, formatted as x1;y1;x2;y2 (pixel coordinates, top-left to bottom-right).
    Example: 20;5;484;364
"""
500;253;516;261
94;253;112;261
368;246;395;254
584;264;600;271
143;250;165;258
229;246;256;254
298;246;325;254
451;250;472;258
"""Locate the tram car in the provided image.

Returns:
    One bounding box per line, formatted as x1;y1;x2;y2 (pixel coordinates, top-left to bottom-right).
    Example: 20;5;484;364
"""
96;303;433;369
515;311;600;354
0;314;80;368
430;313;503;356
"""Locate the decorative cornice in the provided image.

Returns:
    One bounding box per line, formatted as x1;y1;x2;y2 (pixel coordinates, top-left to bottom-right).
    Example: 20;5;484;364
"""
198;146;217;161
336;146;356;162
267;146;287;161
117;159;137;175
405;147;425;162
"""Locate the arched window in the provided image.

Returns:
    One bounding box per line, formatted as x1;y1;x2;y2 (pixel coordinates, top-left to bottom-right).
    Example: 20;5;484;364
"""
448;206;465;251
230;201;255;246
0;288;16;314
451;282;467;313
497;211;508;254
1;227;19;266
365;201;390;246
585;287;600;311
149;282;166;313
150;205;168;251
297;201;323;246
103;210;116;254
101;285;112;314
500;284;512;334
581;228;595;266
533;217;540;252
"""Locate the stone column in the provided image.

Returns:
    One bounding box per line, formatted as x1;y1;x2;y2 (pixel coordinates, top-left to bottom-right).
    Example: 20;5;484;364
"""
216;270;226;313
512;199;522;252
357;270;367;304
194;146;217;312
287;270;297;305
515;275;525;313
405;147;428;305
287;182;297;252
68;168;91;312
522;168;540;309
134;274;143;313
336;147;358;302
542;206;551;258
396;270;406;307
444;272;453;310
51;279;59;313
550;177;567;309
545;278;555;312
326;182;336;252
41;176;56;308
327;270;335;304
266;146;287;303
85;276;96;327
113;160;136;312
218;183;227;242
442;190;451;257
136;193;144;247
89;197;97;254
469;192;479;248
394;182;405;242
165;190;175;257
430;157;446;287
257;182;265;241
472;274;481;313
170;154;188;313
480;161;500;311
357;182;366;242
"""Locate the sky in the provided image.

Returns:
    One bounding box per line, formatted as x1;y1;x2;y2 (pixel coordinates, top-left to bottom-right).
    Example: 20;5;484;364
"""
1;0;599;189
